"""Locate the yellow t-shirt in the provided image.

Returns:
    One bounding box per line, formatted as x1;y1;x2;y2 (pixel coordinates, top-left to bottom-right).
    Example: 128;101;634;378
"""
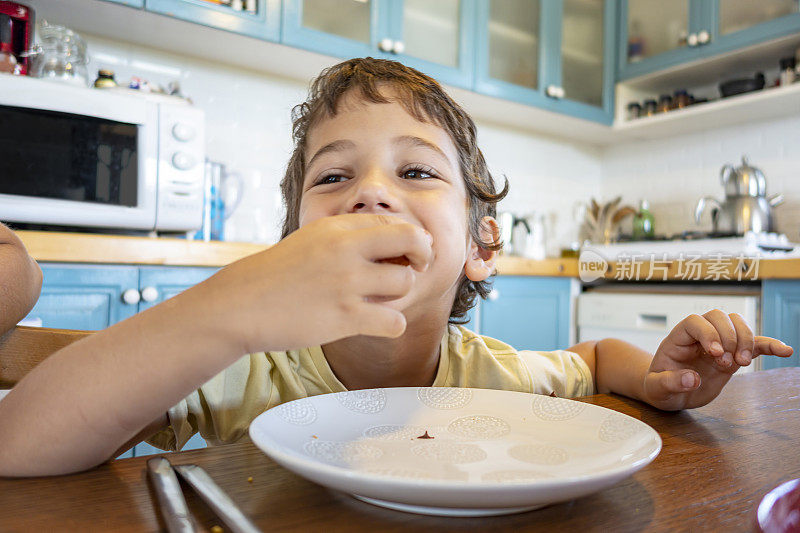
148;325;594;452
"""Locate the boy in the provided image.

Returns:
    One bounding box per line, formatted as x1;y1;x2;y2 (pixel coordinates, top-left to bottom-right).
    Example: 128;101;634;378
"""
0;222;42;335
0;58;792;477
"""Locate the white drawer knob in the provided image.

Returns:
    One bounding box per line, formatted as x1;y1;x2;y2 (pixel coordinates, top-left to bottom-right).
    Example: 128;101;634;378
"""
697;30;710;44
488;289;500;301
122;288;141;305
546;85;565;99
378;38;394;52
687;33;698;46
392;40;405;54
141;286;159;303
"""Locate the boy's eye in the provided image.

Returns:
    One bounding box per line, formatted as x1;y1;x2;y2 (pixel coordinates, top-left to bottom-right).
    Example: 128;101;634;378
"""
402;166;436;180
317;174;348;185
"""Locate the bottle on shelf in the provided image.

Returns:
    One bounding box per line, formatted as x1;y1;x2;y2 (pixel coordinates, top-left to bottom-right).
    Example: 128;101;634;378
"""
632;199;655;240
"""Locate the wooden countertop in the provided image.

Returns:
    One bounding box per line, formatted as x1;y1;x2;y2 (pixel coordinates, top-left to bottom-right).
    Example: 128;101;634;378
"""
2;368;798;531
18;230;267;268
16;230;800;279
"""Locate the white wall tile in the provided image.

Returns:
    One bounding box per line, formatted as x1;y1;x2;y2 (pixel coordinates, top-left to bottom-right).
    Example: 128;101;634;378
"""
602;115;800;242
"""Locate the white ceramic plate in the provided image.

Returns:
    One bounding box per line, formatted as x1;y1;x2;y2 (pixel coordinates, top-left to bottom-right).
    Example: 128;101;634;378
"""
249;387;661;516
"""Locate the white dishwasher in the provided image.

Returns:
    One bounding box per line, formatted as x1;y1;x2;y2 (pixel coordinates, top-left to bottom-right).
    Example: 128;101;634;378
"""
577;288;761;372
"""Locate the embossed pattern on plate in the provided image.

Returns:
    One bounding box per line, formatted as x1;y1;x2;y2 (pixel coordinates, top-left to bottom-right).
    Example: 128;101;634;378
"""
274;398;317;425
336;389;387;414
251;388;662;516
532;395;587;421
417;387;473;410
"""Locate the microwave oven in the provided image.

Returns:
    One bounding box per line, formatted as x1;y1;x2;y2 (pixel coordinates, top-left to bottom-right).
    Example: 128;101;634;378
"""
0;75;205;232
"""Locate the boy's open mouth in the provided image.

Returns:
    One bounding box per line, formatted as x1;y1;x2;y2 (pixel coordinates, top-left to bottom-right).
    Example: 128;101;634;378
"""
377;255;411;267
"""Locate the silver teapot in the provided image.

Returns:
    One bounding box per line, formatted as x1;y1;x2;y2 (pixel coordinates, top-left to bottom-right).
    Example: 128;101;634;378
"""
695;156;784;235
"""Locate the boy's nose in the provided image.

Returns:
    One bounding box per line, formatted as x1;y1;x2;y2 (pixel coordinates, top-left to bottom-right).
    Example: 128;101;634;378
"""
348;172;395;214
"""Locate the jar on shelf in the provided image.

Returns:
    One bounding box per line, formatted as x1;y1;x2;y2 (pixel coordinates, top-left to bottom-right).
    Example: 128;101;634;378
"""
657;94;672;113
94;69;117;88
626;102;642;120
779;56;796;86
673;89;690;109
643;99;657;117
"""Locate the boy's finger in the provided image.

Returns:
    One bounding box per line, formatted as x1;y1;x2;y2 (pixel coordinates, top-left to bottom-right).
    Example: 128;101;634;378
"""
754;336;794;357
358;224;433;272
359;262;416;300
645;369;700;402
670;314;724;357
351;304;407;338
729;313;756;366
702;309;738;356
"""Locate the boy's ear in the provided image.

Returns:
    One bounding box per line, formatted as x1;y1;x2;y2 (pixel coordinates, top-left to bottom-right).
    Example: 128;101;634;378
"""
465;216;501;282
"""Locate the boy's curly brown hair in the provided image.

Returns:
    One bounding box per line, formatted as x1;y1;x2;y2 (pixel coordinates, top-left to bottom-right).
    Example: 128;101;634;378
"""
279;57;508;324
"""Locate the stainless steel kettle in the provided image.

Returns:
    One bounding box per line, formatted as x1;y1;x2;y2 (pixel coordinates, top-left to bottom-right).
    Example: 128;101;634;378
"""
720;156;766;197
695;156;784;234
498;211;547;259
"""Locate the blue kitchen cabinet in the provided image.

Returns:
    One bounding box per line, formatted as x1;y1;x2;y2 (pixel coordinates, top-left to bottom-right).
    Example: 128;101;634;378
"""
25;264;219;330
145;0;281;41
475;0;616;125
479;276;575;352
282;0;389;60
761;280;800;369
25;265;140;331
281;0;477;90
137;266;217;311
384;0;477;88
618;0;800;81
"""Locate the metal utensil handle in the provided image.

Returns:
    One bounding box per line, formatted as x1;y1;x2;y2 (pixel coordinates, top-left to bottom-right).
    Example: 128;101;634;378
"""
174;464;262;533
146;457;196;533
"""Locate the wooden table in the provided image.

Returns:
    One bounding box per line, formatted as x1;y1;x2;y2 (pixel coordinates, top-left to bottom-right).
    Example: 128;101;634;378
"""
3;368;799;532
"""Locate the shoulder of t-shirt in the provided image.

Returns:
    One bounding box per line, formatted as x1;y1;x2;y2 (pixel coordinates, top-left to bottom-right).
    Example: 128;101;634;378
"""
450;325;518;356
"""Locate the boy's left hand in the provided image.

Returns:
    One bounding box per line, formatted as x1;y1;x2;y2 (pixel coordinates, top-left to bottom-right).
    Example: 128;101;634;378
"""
643;310;793;410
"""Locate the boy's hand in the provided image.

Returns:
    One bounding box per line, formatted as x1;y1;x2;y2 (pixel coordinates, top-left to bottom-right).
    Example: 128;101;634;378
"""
643;310;793;410
209;213;434;353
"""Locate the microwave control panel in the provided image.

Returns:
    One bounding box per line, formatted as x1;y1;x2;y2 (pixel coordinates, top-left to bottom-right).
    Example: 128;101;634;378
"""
155;104;205;232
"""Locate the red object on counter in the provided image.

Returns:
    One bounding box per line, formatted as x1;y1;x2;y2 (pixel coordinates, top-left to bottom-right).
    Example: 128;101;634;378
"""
0;1;33;75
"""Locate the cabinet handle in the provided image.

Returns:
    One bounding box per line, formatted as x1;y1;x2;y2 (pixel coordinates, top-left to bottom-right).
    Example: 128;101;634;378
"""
122;288;141;305
141;286;160;303
488;289;500;301
391;40;405;55
687;33;699;47
378;38;394;52
697;30;710;45
546;85;565;99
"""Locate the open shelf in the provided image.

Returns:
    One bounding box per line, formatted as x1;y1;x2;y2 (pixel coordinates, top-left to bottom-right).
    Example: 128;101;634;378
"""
613;81;800;140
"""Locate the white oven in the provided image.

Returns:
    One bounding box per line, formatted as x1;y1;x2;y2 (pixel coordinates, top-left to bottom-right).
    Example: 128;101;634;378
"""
0;75;204;232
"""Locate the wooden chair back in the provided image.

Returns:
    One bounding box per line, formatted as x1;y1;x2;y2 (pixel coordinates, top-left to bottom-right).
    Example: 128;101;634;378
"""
0;326;91;388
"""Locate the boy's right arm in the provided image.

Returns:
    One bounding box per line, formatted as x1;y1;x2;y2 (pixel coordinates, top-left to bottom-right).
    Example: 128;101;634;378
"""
0;224;43;335
0;214;432;477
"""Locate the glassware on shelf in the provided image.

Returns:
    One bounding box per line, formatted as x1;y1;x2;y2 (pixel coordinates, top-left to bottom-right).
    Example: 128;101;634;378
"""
25;20;89;86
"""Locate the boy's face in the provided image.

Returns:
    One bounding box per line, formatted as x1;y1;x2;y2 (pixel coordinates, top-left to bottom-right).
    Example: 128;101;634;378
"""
298;88;488;318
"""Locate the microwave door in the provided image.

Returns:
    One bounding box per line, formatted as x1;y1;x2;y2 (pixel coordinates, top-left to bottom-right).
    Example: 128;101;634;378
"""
0;76;158;230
